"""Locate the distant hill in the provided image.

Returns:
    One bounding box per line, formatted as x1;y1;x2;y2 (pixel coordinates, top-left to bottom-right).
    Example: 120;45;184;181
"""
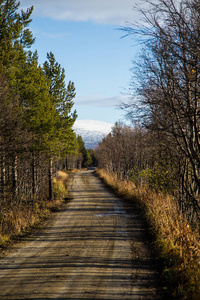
73;119;113;149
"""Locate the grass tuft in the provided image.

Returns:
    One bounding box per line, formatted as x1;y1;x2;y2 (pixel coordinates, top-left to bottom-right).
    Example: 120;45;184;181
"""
53;171;69;201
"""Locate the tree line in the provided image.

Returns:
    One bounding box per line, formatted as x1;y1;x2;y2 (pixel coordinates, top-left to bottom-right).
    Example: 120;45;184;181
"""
96;0;200;226
0;0;85;209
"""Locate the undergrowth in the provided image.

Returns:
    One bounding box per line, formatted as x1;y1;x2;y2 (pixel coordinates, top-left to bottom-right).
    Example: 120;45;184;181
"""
0;171;70;250
95;168;200;299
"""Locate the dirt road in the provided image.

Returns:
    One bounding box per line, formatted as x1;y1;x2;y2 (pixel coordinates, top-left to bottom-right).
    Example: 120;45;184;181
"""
0;171;161;299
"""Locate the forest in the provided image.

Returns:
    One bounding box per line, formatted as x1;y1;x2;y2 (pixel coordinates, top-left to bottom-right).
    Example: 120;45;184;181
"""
0;0;97;244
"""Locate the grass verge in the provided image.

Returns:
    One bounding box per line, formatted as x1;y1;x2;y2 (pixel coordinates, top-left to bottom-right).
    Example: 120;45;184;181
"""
95;168;200;299
0;170;71;251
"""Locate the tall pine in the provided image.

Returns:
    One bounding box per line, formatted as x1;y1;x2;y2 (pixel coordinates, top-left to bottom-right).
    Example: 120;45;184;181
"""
43;52;77;200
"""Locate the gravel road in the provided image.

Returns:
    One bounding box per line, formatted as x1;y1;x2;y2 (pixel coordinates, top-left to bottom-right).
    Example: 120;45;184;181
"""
0;170;161;299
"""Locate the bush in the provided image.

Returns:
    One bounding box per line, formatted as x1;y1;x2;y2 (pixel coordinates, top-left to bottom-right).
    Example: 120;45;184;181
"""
129;162;177;194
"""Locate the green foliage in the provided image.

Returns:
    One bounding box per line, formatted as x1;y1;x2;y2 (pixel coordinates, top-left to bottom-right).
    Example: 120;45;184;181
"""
77;135;85;152
129;162;177;194
75;136;97;168
0;1;34;73
0;2;77;158
87;148;98;166
43;52;77;156
19;52;56;144
43;52;76;116
0;1;79;208
85;150;92;167
53;181;68;200
0;2;54;154
76;135;95;167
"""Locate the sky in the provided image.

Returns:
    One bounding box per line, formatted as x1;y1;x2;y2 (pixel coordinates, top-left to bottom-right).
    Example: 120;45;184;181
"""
20;0;145;124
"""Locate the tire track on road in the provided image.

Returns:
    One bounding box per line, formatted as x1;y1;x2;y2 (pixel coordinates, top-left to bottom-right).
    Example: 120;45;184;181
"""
0;170;161;299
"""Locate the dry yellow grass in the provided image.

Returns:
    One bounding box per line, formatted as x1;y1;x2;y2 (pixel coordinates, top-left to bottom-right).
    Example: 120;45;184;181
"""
96;168;200;299
53;170;69;181
0;171;70;249
53;170;69;201
0;203;49;248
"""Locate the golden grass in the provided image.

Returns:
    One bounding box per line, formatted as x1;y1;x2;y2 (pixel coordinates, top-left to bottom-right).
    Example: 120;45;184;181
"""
54;170;69;181
0;171;70;250
96;168;200;299
53;171;69;199
0;203;49;248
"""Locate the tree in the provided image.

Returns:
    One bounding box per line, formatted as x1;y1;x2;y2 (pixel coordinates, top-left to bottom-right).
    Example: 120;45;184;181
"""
76;135;87;168
96;123;144;179
0;1;78;204
87;148;98;167
19;51;58;199
84;150;92;168
0;1;37;203
43;52;77;199
0;0;34;77
0;72;28;201
20;51;55;139
43;52;76;115
43;52;77;145
121;0;200;221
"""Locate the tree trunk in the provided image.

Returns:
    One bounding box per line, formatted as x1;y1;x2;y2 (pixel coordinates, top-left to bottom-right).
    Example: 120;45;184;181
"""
49;156;53;201
12;154;18;201
32;152;36;200
1;152;6;202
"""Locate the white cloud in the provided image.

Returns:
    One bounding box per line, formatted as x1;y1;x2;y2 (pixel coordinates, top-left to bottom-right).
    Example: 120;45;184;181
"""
74;94;130;107
20;0;144;25
40;31;66;39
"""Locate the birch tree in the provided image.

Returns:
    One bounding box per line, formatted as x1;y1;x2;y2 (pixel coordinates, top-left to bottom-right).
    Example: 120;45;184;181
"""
121;0;200;221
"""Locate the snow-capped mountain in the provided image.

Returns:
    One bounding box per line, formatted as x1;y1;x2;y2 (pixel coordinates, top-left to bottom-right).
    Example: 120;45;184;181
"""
73;119;113;149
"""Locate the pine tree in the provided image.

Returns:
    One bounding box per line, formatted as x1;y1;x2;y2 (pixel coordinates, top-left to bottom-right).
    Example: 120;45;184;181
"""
43;52;77;154
0;1;34;72
43;52;76;115
43;52;77;199
0;1;78;202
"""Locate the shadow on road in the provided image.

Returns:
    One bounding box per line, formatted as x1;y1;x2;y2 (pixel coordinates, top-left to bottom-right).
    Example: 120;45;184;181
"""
0;171;161;299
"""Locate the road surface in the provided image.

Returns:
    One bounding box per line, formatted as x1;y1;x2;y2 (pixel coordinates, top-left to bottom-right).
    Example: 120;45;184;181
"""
0;171;161;299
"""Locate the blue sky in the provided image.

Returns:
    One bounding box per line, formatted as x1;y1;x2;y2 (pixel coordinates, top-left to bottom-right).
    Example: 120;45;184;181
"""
20;0;144;124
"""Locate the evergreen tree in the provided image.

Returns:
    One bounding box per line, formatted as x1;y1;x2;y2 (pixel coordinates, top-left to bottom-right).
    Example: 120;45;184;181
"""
43;52;77;153
43;52;77;199
0;1;78;202
76;135;92;168
85;150;92;167
19;51;56;150
0;0;34;73
43;52;76;115
87;148;97;167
